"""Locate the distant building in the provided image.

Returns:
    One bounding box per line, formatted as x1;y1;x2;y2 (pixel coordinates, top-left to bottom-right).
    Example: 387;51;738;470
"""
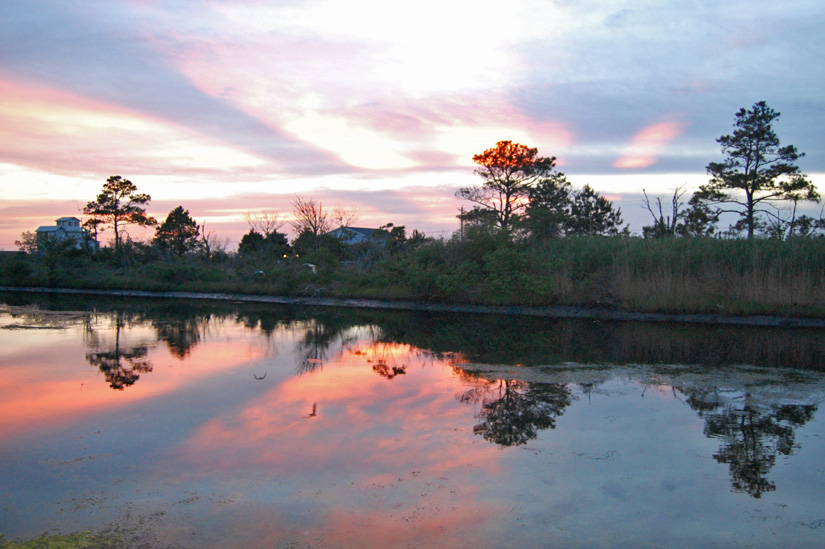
35;217;98;250
326;227;379;245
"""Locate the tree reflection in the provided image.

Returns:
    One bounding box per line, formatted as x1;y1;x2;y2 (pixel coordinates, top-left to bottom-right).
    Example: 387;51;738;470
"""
678;385;817;498
85;312;153;390
154;316;202;358
372;359;406;380
710;404;816;498
353;342;410;380
458;379;573;447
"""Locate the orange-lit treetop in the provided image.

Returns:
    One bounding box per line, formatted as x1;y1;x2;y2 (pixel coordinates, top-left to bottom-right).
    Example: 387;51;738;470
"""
458;140;558;230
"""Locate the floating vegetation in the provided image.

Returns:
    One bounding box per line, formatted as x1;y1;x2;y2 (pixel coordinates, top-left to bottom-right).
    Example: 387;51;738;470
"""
0;531;123;549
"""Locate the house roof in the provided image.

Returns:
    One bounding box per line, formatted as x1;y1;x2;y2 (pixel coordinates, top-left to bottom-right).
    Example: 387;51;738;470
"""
338;227;376;237
36;225;85;234
326;226;380;244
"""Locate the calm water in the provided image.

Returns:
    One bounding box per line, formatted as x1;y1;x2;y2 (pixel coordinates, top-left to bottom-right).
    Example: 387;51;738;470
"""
1;292;824;548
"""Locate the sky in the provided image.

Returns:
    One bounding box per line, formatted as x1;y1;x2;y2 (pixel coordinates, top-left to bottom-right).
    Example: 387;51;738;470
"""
1;0;823;249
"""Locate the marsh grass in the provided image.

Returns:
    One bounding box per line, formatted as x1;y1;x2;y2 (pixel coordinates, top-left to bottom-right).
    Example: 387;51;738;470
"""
2;236;824;317
604;238;825;314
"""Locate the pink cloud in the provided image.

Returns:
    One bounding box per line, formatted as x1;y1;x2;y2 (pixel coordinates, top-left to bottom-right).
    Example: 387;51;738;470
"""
613;119;687;169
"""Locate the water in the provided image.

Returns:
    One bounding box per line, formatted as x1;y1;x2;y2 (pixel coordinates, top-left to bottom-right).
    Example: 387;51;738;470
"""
1;292;824;547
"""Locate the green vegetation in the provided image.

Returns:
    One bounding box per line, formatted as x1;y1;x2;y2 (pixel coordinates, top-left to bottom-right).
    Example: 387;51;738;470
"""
6;102;824;318
0;531;123;549
3;229;825;317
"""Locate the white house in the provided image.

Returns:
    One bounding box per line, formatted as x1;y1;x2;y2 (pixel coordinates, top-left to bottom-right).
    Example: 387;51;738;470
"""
35;217;97;250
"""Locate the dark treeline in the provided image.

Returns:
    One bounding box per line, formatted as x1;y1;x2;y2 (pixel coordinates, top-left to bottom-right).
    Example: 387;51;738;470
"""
4;227;824;317
4;101;824;317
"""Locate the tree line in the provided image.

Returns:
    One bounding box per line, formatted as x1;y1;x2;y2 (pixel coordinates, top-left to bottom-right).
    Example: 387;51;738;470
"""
459;101;821;241
4;101;824;316
17;100;822;261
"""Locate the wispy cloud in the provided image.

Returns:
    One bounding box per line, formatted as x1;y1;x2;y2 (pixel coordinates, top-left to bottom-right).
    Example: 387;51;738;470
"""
613;119;688;169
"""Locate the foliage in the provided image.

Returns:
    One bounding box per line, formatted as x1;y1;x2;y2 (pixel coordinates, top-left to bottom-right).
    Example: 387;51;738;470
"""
2;235;825;316
698;101;818;239
291;230;347;258
14;231;38;254
567;184;628;236
523;173;573;241
761;200;825;239
1;255;34;285
83;175;156;252
677;193;720;237
457;140;558;229
238;229;291;257
153;205;200;256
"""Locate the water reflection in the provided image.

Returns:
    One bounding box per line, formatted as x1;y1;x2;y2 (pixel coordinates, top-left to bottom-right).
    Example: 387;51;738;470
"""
6;291;824;371
85;311;153;390
677;383;817;498
457;378;573;447
152;313;202;358
1;291;824;522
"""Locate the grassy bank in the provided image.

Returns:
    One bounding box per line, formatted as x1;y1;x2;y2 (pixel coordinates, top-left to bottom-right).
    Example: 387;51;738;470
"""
2;236;824;318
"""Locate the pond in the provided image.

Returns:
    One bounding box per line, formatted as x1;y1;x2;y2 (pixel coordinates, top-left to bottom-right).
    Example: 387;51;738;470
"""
1;291;824;548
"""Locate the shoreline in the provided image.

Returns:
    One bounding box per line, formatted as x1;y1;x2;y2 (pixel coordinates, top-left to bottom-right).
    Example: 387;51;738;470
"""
2;286;824;328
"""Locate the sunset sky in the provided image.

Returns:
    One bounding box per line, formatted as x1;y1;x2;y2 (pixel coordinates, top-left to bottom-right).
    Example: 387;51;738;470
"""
1;1;823;249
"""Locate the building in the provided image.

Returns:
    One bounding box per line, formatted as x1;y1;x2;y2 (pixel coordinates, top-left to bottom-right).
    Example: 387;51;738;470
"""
325;227;379;245
35;217;98;250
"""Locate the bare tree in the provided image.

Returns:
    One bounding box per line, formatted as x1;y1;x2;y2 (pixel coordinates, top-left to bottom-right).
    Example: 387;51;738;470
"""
199;222;229;258
331;205;360;230
244;209;285;236
763;201;825;239
291;196;330;236
642;186;685;238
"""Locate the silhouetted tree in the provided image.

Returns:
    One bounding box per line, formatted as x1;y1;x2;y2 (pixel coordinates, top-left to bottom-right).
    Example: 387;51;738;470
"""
523;173;573;241
83;176;156;252
677;193;720;237
238;229;290;257
457;141;558;230
567;184;628;236
292;196;331;237
14;231;38;254
698;101;818;239
642;187;718;238
153;206;200;256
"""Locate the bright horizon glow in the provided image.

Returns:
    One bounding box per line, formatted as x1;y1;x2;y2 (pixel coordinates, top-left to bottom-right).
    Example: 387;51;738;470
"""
0;1;823;249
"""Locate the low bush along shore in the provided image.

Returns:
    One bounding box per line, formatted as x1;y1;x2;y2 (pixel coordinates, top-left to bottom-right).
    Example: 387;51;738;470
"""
2;235;824;318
